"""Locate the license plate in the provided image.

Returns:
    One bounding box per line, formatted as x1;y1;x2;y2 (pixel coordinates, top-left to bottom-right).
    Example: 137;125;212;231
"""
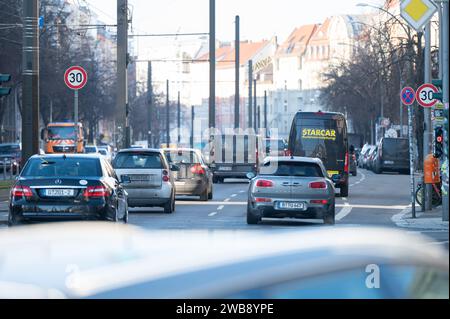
276;201;306;210
384;160;394;164
129;175;152;182
219;166;232;171
44;189;75;197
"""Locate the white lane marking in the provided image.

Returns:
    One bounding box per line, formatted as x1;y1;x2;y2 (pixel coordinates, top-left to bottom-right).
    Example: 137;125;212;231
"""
339;204;408;210
342;197;347;201
176;201;246;205
208;212;217;217
336;205;352;221
240;190;246;193
224;198;230;202
217;205;224;210
231;194;237;198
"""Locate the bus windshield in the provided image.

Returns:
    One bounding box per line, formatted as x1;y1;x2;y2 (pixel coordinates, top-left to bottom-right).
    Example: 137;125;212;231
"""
289;115;347;171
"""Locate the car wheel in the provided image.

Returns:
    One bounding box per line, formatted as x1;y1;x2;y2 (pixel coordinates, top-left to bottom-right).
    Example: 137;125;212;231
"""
213;175;219;184
123;204;129;224
7;213;21;227
246;203;261;225
323;202;335;225
164;193;175;214
340;183;349;197
208;189;213;200
199;188;209;201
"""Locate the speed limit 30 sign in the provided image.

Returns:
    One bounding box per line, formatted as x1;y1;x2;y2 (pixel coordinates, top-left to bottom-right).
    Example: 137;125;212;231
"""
416;83;438;108
64;66;87;90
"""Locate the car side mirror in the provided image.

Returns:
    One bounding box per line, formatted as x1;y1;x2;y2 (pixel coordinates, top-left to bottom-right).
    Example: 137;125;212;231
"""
246;172;255;180
170;164;180;172
120;175;131;184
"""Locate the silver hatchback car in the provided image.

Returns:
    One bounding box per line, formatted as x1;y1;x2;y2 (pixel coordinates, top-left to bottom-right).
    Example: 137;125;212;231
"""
112;149;176;214
247;156;336;225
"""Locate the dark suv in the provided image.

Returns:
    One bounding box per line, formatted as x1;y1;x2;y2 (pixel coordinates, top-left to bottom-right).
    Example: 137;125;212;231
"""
372;138;410;174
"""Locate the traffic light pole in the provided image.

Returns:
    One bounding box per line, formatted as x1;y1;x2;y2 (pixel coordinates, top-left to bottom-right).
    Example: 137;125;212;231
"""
234;15;240;130
117;0;129;149
424;22;432;211
22;0;40;163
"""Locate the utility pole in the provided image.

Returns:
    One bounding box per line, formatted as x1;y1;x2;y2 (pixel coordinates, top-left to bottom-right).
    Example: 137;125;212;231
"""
49;100;53;122
147;61;153;148
117;0;129;149
257;105;261;132
166;80;170;147
442;0;449;221
177;91;181;144
191;106;195;149
264;90;268;137
22;0;40;163
234;15;240;129
209;0;216;130
248;60;253;130
424;22;432;211
253;79;257;131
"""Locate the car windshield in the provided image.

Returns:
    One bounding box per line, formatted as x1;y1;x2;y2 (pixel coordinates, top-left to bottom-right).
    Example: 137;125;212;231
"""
47;126;77;140
164;150;200;164
266;139;286;150
85;147;97;153
21;157;101;177
260;161;323;177
0;145;20;155
113;152;162;169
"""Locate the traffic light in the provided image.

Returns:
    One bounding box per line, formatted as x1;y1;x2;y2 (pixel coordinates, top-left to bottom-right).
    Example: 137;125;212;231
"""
434;126;444;158
0;74;11;96
432;79;443;102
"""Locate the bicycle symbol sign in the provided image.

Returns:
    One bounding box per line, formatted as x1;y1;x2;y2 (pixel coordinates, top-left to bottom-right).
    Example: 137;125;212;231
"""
401;87;415;106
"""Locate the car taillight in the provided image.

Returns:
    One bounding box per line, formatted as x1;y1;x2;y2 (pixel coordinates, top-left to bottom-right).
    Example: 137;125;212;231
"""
191;164;205;175
11;186;33;199
309;181;327;189
255;197;272;203
83;186;109;198
162;170;170;182
344;152;349;173
256;180;273;187
310;199;328;204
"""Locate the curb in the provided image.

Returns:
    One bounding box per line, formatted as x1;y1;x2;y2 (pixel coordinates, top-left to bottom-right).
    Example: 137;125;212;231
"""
392;206;449;231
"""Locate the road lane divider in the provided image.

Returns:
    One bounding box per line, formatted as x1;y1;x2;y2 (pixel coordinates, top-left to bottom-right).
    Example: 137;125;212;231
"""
217;205;224;211
336;206;352;221
208;212;218;217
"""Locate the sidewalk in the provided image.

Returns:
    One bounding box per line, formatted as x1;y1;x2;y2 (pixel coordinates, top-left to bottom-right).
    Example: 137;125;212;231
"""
392;205;449;231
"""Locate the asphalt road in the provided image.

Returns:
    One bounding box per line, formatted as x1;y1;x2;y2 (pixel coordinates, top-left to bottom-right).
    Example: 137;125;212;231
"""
0;169;448;248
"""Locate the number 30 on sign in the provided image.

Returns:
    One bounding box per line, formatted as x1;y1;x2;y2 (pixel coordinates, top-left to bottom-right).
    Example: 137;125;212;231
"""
416;83;438;108
64;66;88;90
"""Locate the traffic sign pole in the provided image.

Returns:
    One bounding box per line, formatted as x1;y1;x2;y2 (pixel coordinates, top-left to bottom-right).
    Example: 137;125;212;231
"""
74;89;79;124
409;102;416;218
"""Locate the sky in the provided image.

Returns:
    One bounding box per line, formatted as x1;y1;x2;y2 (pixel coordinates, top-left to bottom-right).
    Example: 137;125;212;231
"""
86;0;385;46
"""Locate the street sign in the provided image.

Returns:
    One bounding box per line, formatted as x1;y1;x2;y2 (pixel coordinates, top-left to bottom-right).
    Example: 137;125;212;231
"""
416;83;438;108
401;86;415;105
64;66;87;90
433;102;445;124
400;0;437;31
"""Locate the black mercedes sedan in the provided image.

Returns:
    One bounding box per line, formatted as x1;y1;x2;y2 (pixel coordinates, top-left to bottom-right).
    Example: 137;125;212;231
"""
8;154;129;226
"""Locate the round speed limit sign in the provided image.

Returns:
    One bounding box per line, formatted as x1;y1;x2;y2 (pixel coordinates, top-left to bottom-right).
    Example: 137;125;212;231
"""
416;83;438;108
64;66;88;90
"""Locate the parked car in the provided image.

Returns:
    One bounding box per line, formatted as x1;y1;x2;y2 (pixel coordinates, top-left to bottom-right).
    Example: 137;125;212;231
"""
362;145;376;169
349;145;357;177
0;143;21;174
97;145;113;162
163;148;213;201
112;148;177;214
246;156;336;225
8;154;128;226
357;144;371;168
1;224;447;299
372;138;410;174
367;146;378;171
